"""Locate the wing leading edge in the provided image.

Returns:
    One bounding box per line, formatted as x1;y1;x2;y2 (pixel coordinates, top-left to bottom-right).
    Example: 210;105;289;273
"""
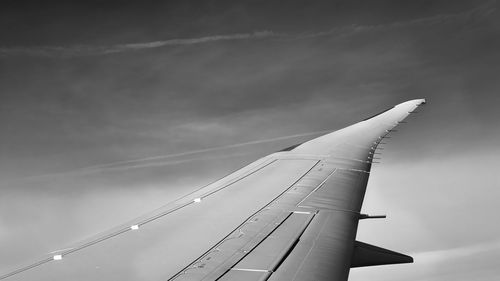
1;99;425;281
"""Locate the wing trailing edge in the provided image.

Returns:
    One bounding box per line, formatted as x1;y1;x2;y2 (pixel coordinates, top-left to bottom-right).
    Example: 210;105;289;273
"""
350;241;413;268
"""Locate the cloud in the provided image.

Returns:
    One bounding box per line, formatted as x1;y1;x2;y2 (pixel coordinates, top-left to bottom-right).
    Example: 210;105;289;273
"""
412;240;500;263
4;130;330;184
82;129;329;170
0;31;277;57
296;0;497;40
85;152;252;172
115;31;276;51
0;1;495;58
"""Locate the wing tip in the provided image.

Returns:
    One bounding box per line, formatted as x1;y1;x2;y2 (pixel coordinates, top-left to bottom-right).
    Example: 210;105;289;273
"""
394;98;427;108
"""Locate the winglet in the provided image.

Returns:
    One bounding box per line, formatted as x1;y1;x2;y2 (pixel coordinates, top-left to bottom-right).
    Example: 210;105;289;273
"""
351;241;413;268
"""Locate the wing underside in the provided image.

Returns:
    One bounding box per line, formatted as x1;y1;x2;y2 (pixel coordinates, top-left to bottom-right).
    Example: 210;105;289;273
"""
1;99;425;281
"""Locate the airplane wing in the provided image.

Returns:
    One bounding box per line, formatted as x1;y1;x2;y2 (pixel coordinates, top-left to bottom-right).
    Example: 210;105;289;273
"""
0;99;425;281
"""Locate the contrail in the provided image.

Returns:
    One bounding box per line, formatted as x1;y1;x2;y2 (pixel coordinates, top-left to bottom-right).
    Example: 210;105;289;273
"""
90;152;252;172
0;31;278;57
5;130;330;184
295;0;496;40
82;130;331;171
3;152;253;185
1;1;494;58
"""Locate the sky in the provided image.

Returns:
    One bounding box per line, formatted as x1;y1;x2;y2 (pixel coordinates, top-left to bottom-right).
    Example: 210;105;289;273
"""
0;0;499;280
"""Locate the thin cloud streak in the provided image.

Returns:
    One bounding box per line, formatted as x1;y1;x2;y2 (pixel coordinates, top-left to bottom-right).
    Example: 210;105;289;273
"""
117;31;276;51
296;0;496;40
0;31;277;57
5;130;330;184
97;152;251;172
83;130;331;170
0;1;495;58
412;240;500;262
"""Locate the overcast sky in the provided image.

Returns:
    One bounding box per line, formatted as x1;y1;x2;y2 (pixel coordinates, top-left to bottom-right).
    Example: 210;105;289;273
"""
1;1;499;280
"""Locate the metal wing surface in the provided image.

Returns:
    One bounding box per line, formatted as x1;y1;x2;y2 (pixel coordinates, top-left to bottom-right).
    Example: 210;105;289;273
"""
1;99;425;281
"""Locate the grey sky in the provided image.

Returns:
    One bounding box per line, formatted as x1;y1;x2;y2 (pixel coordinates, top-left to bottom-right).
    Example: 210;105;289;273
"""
1;1;499;280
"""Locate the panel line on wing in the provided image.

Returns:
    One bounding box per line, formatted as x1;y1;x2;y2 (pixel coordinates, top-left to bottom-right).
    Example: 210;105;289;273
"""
169;160;323;281
295;168;337;207
0;158;280;281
